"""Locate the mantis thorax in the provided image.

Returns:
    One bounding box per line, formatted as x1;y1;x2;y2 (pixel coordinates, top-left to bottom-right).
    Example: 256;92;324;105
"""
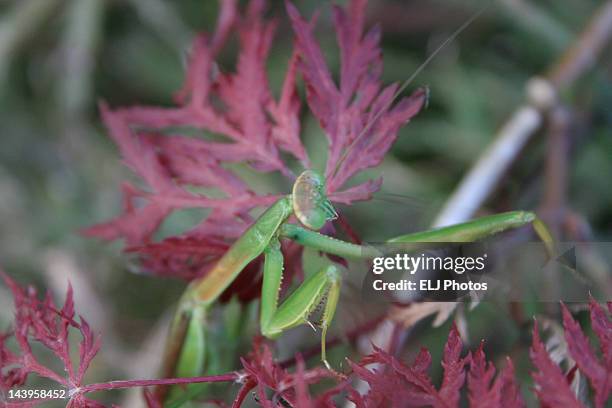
292;170;337;230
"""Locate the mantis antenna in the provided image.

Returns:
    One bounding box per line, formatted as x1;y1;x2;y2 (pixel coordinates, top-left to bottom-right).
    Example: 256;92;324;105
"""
330;3;491;180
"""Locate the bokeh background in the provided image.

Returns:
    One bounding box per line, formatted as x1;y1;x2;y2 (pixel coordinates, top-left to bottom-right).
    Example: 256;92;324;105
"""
1;0;610;406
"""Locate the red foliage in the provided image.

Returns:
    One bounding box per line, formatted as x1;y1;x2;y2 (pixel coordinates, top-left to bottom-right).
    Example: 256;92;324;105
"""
561;301;611;408
349;325;471;407
2;271;610;408
237;339;340;408
83;0;425;283
294;323;524;408
530;321;584;408
468;344;524;408
530;299;612;408
0;271;102;407
343;308;612;408
286;0;426;197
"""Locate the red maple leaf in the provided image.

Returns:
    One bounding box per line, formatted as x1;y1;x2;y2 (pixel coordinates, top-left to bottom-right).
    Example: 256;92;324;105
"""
3;278;609;408
0;271;102;407
287;0;426;198
349;324;469;407
236;339;338;408
530;300;612;408
83;0;426;285
468;343;525;408
561;300;611;408
530;320;584;408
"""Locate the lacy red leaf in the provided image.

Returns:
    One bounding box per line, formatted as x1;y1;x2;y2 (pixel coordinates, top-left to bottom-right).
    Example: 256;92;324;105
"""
528;301;612;408
562;301;611;408
350;324;468;407
238;339;337;407
468;343;525;408
530;320;584;408
84;0;425;284
0;271;102;407
286;0;426;196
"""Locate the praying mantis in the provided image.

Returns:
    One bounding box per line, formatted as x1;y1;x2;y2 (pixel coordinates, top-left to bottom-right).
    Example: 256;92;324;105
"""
151;4;557;405
159;169;553;405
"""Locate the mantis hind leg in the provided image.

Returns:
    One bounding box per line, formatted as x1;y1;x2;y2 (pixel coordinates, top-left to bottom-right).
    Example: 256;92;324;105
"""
260;239;342;369
176;305;207;376
389;211;555;256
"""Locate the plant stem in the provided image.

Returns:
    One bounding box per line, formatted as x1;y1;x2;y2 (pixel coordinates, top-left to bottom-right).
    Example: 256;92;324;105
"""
433;1;612;227
77;372;239;395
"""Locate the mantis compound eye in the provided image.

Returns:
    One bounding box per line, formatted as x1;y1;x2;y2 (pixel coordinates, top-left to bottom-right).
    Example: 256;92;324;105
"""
292;170;338;230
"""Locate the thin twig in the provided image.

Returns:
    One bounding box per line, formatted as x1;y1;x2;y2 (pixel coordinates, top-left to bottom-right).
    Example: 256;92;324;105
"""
433;1;612;227
548;1;612;89
539;106;571;235
77;372;239;395
434;106;543;226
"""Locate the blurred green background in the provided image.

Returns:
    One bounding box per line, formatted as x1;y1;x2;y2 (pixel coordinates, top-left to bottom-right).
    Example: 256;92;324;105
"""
0;0;610;406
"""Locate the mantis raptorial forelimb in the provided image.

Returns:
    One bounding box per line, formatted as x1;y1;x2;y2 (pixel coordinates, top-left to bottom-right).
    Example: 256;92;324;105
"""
260;238;342;370
158;170;554;404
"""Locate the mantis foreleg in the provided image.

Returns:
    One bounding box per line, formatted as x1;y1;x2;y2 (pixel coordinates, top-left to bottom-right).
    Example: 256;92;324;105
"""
260;238;342;369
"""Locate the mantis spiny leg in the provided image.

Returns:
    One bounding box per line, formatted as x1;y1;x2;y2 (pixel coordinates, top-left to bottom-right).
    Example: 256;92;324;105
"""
260;237;342;369
260;239;284;332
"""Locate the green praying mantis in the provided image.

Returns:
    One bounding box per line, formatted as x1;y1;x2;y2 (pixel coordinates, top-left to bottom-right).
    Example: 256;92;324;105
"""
153;6;555;404
158;169;554;405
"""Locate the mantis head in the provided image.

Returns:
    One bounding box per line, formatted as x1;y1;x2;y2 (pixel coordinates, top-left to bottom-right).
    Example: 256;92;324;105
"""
292;170;338;230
